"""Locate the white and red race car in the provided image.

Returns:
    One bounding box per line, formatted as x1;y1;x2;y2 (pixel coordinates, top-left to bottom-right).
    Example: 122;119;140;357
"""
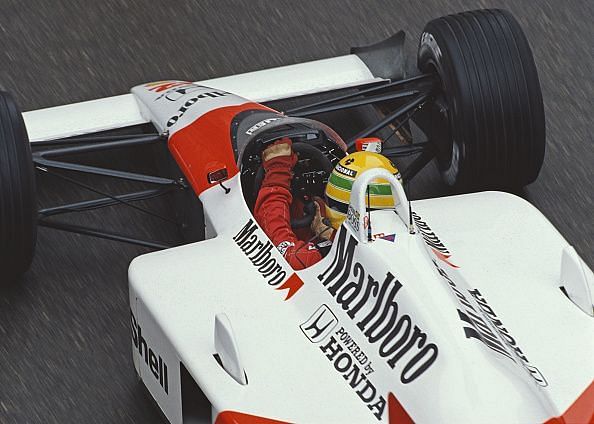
1;9;592;424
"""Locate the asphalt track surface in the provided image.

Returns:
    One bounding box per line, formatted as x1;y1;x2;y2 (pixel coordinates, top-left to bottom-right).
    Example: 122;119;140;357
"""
0;1;592;423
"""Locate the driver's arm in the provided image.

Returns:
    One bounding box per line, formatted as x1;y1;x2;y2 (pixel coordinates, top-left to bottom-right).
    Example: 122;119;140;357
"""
254;138;323;270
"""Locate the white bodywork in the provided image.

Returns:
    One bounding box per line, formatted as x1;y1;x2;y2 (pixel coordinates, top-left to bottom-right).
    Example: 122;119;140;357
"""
23;55;382;143
124;73;593;423
16;33;591;421
129;172;594;423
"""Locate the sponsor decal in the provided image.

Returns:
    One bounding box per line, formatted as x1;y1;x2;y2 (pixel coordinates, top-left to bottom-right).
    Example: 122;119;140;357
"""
233;219;287;286
412;212;458;268
276;240;294;256
469;289;547;386
317;228;439;384
335;326;372;369
432;261;548;386
300;305;384;420
300;304;338;343
335;163;357;178
275;273;304;301
361;141;382;153
316;239;333;248
245;117;281;135
145;81;208;102
233;219;304;300
145;81;191;93
372;233;396;242
160;85;203;102
346;205;360;232
166;90;229;128
130;310;169;394
432;260;513;359
319;333;386;420
363;215;370;230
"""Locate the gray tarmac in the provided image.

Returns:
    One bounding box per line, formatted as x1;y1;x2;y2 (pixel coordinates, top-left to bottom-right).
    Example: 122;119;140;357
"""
0;1;592;423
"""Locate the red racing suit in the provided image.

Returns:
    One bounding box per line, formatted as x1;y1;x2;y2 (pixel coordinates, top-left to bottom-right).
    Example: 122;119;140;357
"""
254;151;323;270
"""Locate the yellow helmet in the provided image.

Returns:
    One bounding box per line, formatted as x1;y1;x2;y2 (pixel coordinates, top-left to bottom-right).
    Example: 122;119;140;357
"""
325;152;401;229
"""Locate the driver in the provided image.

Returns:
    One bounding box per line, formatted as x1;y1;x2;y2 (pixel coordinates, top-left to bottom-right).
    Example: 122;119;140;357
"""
254;137;401;270
254;137;333;270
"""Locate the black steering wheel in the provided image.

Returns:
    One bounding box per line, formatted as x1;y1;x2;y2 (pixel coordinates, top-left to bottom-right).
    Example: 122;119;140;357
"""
253;142;333;229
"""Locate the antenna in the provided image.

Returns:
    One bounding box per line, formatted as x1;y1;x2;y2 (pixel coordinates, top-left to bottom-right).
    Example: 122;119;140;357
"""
406;180;415;235
367;186;372;241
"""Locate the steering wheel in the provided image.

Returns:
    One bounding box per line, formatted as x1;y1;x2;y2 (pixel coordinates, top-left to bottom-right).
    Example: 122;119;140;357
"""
253;142;333;229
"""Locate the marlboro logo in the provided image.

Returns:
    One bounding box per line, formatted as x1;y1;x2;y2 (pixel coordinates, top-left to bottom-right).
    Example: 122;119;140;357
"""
130;311;169;394
317;228;439;384
233;219;304;300
166;90;229;128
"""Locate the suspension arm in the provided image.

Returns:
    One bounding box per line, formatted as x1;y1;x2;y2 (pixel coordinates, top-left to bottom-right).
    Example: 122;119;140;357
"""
32;134;178;185
38;219;173;250
346;93;431;149
285;73;435;115
38;187;176;218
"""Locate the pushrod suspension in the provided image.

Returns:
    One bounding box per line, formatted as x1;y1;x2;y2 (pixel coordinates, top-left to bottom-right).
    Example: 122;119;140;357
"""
400;149;435;182
382;142;432;158
346;93;431;148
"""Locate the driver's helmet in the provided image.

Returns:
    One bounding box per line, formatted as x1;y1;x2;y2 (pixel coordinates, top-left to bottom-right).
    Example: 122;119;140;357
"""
325;151;401;229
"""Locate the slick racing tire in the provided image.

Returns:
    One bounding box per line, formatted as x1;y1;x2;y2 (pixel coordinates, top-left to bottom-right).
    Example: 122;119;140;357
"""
0;91;37;285
418;9;545;190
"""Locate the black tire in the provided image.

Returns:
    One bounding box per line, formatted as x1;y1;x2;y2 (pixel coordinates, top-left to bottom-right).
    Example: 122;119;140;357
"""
418;9;545;190
0;91;37;284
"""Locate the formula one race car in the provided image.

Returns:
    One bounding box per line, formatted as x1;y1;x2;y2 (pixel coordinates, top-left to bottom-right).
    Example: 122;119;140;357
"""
1;8;593;424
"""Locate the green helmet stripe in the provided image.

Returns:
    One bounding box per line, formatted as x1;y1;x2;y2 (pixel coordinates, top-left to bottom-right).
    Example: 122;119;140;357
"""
328;172;393;196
